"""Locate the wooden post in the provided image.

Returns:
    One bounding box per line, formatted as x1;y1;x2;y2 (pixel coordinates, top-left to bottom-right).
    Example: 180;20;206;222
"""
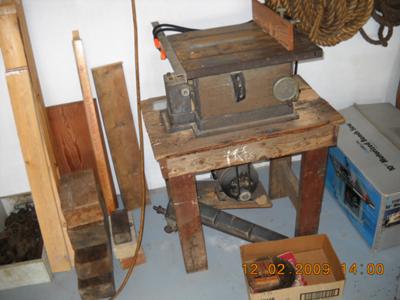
167;174;208;273
59;170;115;299
295;148;329;236
92;62;148;210
72;31;117;213
269;156;299;209
0;4;72;272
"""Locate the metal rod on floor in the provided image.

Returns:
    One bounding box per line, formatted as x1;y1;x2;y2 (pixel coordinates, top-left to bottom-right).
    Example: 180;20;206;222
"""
154;202;287;242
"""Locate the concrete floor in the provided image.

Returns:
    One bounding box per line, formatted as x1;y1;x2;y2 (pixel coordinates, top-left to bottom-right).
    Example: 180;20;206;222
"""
1;166;399;300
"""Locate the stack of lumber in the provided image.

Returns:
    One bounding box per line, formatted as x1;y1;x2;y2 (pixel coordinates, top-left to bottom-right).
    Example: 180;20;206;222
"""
60;170;115;299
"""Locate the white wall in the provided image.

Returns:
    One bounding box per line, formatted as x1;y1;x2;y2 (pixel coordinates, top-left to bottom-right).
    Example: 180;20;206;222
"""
0;0;399;197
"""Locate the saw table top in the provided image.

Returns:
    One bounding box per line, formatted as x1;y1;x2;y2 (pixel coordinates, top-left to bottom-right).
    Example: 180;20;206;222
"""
142;76;344;178
167;22;322;79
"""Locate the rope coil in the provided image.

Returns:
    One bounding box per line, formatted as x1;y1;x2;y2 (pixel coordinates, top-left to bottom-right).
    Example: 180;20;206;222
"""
267;0;374;46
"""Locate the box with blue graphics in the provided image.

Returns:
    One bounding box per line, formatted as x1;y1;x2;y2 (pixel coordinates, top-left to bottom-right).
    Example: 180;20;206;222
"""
326;103;400;250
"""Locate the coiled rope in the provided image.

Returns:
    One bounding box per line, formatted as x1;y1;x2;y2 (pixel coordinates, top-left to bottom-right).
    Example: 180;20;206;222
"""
267;0;374;46
359;0;400;47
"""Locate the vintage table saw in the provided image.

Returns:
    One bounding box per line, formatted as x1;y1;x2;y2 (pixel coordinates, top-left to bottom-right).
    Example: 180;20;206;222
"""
145;20;344;273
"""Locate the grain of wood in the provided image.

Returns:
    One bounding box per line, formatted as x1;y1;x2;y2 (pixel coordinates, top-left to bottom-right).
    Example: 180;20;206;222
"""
252;0;294;50
59;170;105;229
163;124;337;178
47;101;97;175
167;22;320;79
72;31;117;213
269;156;299;209
0;7;26;69
92;62;148;210
0;0;59;180
295;148;329;236
5;70;71;272
167;174;207;273
1;3;72;271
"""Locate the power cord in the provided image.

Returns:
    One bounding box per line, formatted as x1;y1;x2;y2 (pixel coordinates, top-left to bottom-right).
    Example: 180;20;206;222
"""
110;0;146;298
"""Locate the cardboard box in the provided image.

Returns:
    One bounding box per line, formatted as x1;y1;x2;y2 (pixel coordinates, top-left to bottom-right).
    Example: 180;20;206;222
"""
240;235;345;300
326;103;400;250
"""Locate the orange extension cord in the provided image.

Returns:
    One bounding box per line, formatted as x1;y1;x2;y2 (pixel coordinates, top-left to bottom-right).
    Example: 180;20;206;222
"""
110;0;146;298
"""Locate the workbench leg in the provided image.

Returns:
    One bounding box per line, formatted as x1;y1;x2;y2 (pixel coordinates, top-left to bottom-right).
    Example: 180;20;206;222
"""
167;174;208;273
269;156;292;199
295;148;329;236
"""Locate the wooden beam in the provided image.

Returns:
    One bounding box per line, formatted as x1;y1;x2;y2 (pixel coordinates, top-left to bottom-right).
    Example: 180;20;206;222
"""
4;69;72;272
59;170;115;299
167;174;207;273
92;62;148;210
252;0;294;51
269;156;299;209
0;0;59;178
0;5;72;272
72;30;117;213
162;125;337;178
295;148;328;236
59;170;105;229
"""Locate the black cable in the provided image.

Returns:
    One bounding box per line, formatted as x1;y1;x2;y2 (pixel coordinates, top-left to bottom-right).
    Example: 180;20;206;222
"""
153;23;198;38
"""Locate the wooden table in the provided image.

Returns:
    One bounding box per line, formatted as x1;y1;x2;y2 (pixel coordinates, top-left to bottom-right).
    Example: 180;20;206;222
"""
143;76;344;273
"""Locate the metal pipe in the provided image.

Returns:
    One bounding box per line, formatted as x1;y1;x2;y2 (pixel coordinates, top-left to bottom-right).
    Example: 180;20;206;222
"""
153;202;287;242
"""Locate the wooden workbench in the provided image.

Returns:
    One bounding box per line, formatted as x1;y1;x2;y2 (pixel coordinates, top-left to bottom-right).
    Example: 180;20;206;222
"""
143;76;344;273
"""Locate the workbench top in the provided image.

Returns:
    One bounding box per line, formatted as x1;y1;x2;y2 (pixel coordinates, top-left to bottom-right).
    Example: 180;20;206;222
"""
142;76;344;165
167;22;322;78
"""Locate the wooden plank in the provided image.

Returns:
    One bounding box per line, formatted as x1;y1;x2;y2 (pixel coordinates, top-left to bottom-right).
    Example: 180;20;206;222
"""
110;209;131;245
167;174;207;273
197;180;272;209
72;31;117;213
0;5;25;69
120;251;146;269
110;212;146;266
0;0;59;179
269;156;299;209
59;170;104;229
295;148;329;236
252;0;294;51
142;76;343;163
68;222;108;250
78;272;115;300
167;22;321;79
92;62;147;210
4;69;72;272
75;245;113;280
162;124;337;178
0;2;72;272
46;101;97;175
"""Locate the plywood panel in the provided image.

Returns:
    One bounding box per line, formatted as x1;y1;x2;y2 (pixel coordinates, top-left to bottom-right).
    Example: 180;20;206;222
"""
47;101;97;176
